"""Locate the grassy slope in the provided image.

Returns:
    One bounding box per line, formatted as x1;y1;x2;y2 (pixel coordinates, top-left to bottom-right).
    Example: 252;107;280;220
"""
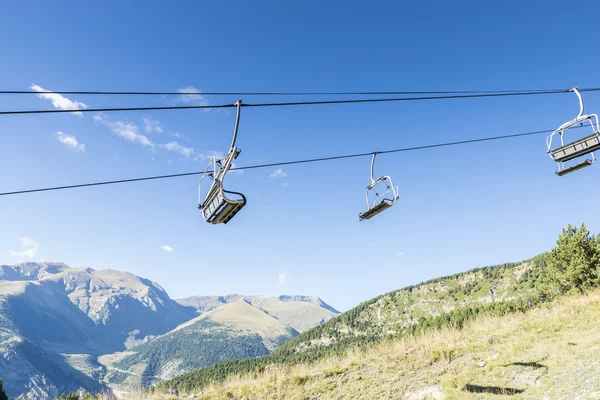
147;288;600;400
273;261;538;360
157;259;542;393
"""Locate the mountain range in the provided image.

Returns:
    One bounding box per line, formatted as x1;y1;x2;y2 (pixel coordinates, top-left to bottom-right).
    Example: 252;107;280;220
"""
0;262;338;399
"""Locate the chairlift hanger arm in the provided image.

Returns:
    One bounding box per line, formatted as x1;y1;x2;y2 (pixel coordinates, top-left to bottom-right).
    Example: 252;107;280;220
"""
370;153;377;184
571;87;584;118
229;99;242;153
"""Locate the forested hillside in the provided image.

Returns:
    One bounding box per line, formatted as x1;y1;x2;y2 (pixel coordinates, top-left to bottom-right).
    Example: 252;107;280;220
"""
102;300;298;390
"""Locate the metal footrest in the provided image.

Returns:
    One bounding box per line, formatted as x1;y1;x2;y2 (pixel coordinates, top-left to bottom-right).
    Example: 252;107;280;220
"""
552;133;600;163
556;159;593;176
359;200;393;221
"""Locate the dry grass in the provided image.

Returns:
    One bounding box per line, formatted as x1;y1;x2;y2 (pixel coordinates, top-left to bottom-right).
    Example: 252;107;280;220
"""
139;289;600;400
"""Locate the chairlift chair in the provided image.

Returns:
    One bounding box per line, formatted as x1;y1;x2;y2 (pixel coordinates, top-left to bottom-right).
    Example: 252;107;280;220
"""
546;88;600;176
198;99;246;224
359;153;399;221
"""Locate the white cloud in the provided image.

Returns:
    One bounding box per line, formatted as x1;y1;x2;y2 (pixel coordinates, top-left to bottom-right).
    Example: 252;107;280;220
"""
9;237;39;258
161;141;194;158
160;245;173;253
143;118;163;134
277;272;288;286
177;86;208;106
169;132;189;140
56;131;85;152
269;168;287;180
195;150;225;162
94;115;155;148
30;84;88;116
396;251;405;257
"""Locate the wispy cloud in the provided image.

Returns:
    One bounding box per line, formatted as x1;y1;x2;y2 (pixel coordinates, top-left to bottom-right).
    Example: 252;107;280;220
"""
56;132;85;152
94;115;155;148
9;237;39;258
177;86;207;106
195;150;225;162
160;245;173;253
169;132;189;141
143;118;163;134
30;84;88;116
277;272;288;287
161;141;194;158
269;168;287;180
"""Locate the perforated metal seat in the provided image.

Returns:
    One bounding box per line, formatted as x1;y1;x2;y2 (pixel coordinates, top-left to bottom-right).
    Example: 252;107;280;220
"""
551;133;600;163
200;182;246;224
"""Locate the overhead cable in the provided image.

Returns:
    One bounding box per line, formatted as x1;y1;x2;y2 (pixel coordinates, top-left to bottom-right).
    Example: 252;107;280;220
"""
2;88;599;116
0;88;570;96
0;127;555;197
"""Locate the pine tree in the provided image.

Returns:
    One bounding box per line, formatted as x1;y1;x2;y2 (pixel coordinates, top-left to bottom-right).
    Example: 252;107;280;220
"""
541;223;600;297
0;378;8;400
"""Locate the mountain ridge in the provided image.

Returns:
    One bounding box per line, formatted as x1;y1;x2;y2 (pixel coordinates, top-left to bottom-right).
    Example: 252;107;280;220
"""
176;294;339;332
0;262;338;399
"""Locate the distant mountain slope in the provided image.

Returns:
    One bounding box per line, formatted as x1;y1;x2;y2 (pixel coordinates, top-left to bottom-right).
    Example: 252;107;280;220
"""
177;294;339;332
102;300;298;392
0;263;195;352
0;331;106;400
0;262;339;399
179;299;299;350
159;259;544;393
0;262;195;399
0;262;335;400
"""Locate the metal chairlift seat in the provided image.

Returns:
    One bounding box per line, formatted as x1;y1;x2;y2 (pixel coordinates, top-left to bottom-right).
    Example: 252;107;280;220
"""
546;88;600;176
198;100;246;224
359;154;399;221
201;180;246;224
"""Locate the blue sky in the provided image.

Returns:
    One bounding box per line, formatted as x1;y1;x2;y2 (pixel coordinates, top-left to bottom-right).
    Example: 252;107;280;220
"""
1;1;600;311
